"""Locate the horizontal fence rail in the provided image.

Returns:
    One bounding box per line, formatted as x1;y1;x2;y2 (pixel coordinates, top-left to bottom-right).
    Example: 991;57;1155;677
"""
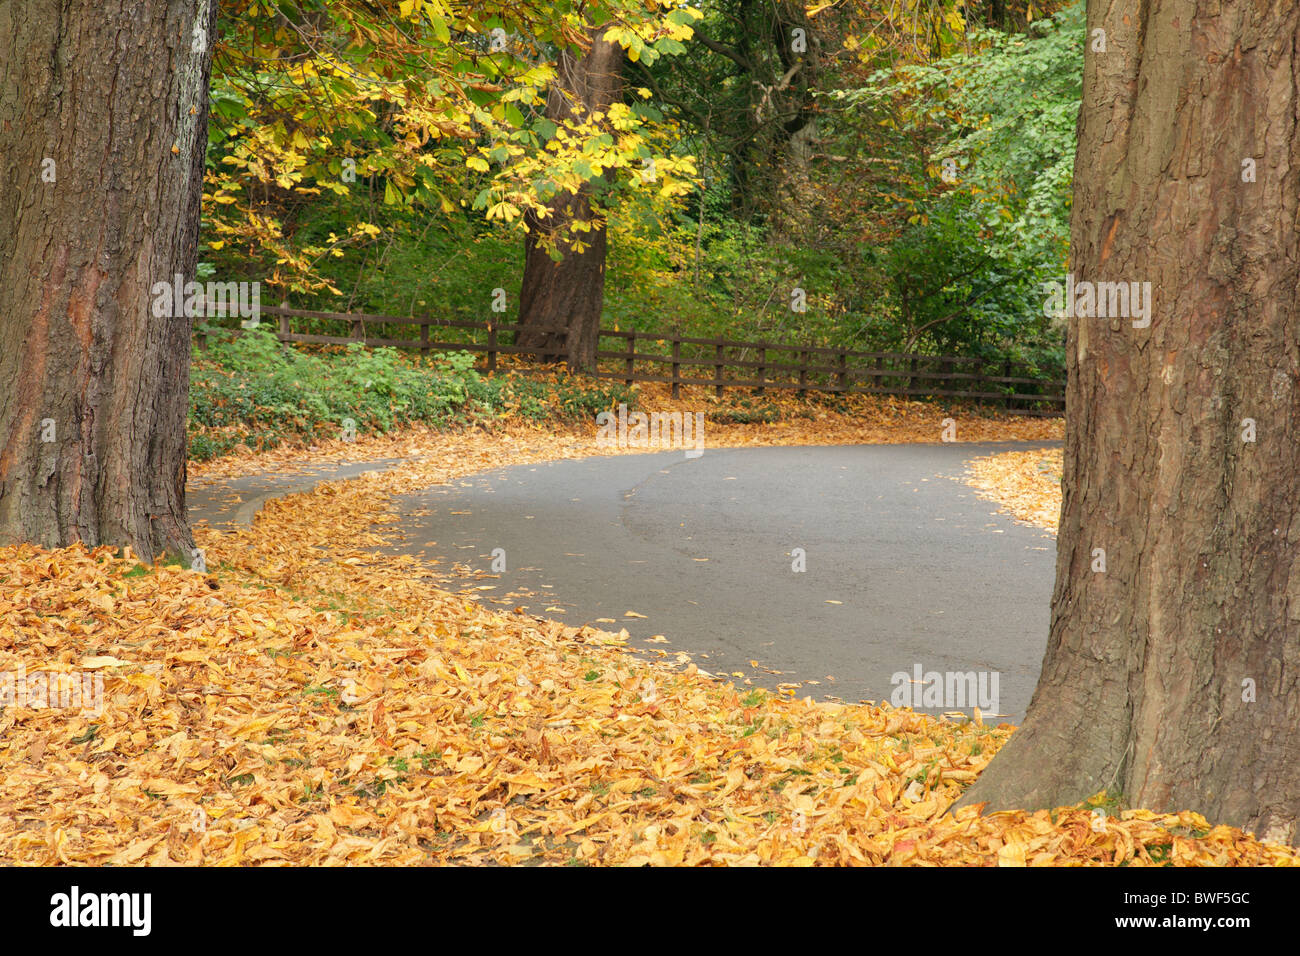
194;306;1065;416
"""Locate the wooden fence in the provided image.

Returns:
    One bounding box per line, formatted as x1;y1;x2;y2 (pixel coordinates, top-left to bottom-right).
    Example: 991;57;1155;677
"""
194;305;1065;416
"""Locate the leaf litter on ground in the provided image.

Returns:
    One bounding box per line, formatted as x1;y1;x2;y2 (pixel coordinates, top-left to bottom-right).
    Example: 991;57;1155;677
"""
2;405;1292;865
962;448;1063;533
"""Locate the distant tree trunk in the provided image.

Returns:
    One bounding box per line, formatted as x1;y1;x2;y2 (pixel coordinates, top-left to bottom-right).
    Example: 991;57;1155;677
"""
958;0;1300;844
0;0;216;564
517;194;610;372
516;26;624;371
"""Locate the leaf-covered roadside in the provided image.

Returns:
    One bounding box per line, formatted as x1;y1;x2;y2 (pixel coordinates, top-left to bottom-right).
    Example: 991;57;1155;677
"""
3;548;1288;866
962;447;1064;533
189;357;1065;480
1;434;1292;865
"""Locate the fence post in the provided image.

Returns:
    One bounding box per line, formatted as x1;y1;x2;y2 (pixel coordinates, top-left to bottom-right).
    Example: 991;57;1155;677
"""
714;343;725;398
755;347;766;395
1005;359;1014;410
625;332;635;386
277;299;290;342
837;349;847;392
798;350;808;393
420;313;430;355
487;321;498;373
671;339;681;399
351;316;363;341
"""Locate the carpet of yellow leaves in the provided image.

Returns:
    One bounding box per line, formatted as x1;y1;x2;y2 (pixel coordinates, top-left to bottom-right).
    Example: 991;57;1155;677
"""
3;414;1293;865
964;448;1064;533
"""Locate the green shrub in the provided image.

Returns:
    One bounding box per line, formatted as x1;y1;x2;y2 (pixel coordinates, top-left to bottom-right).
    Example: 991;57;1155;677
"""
188;330;636;460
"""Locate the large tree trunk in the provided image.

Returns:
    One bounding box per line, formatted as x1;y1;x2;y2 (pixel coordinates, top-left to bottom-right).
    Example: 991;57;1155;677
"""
0;1;216;564
957;0;1300;844
516;27;624;371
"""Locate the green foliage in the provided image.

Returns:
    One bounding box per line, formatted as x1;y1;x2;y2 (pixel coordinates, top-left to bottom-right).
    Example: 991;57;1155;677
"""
707;397;779;425
195;2;1082;400
604;214;874;348
188;329;463;456
831;1;1084;371
874;189;1058;368
883;1;1084;275
206;0;700;296
187;329;632;460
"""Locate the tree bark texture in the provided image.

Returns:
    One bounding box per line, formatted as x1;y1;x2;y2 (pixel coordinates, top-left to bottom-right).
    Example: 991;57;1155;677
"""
958;0;1300;845
0;0;217;563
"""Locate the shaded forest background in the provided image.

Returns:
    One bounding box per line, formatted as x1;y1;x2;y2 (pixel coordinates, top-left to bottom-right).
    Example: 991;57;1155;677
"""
199;0;1080;378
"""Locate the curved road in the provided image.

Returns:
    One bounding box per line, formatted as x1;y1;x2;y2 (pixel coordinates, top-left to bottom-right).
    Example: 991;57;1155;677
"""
375;442;1058;723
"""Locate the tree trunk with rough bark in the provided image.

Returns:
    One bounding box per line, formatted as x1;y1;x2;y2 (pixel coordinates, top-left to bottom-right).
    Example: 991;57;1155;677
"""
958;0;1300;844
516;26;624;371
0;1;217;564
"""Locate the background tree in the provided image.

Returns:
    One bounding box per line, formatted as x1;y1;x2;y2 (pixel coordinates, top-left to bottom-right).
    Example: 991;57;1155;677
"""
203;1;697;369
958;0;1300;844
197;1;1077;385
508;8;701;369
0;0;218;563
514;26;627;369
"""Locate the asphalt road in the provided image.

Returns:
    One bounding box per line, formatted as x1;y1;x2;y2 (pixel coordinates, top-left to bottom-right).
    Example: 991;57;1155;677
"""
378;442;1059;722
